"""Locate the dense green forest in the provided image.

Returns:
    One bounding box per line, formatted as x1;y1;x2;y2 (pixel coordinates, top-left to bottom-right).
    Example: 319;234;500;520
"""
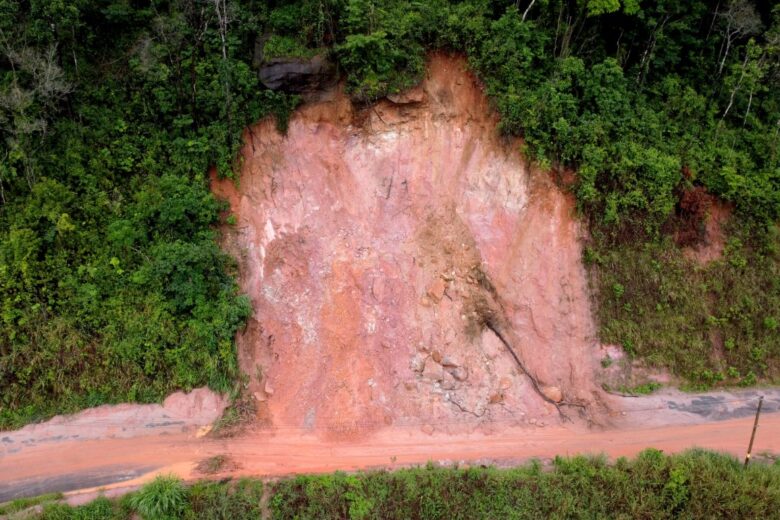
1;0;779;427
7;450;780;518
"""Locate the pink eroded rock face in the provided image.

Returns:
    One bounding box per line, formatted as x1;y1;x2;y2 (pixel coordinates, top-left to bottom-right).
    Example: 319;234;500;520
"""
212;55;602;439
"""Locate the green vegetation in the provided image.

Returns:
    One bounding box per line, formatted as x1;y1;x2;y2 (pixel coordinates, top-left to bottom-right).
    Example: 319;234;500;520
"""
0;1;297;428
263;35;324;60
129;475;189;519
209;388;257;437
2;0;779;428
0;492;63;516
29;477;263;519
195;454;230;474
590;228;780;388
19;450;780;519
614;381;663;395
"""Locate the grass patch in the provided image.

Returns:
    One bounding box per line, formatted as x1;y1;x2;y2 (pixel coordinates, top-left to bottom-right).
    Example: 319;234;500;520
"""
587;226;780;389
269;450;780;519
617;382;663;396
35;478;262;520
128;475;188;519
0;493;63;515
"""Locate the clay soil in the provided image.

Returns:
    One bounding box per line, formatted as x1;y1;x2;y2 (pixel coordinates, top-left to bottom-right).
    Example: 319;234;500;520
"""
212;54;604;439
3;409;779;505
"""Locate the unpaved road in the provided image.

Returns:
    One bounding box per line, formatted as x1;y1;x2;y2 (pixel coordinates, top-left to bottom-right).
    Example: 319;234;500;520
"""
1;390;778;503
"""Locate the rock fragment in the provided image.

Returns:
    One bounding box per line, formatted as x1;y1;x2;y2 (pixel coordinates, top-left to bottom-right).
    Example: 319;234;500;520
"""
387;86;424;105
259;56;338;93
440;356;459;368
541;385;563;403
448;366;469;381
423;362;445;381
427;278;447;302
410;354;426;373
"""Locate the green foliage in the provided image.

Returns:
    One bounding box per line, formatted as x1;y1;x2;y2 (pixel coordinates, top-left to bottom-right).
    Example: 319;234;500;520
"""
0;0;302;427
39;496;127;520
129;475;188;520
617;381;663;395
0;492;63;515
263;35;322;60
186;478;264;519
33;479;262;520
590;226;780;387
210;387;257;437
333;0;426;102
269;449;780;519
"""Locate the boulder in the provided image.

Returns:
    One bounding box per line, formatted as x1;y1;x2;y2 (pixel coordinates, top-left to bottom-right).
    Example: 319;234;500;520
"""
440;355;459;368
440;378;457;390
259;56;338;93
448;366;469;381
541;385;563;403
427;278;447;302
410;353;426;373
387;86;425;104
422;361;444;381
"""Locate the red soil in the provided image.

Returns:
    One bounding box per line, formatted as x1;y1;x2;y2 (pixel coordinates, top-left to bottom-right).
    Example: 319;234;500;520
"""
4;412;778;505
212;54;603;438
683;199;731;264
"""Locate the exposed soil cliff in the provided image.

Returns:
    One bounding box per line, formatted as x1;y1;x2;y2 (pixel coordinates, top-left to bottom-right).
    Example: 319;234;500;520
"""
212;55;604;439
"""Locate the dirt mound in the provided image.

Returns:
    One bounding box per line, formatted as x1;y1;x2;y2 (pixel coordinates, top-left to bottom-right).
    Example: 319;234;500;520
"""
2;388;226;442
212;54;603;439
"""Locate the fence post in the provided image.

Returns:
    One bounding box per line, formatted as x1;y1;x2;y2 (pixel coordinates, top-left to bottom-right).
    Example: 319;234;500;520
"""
744;395;764;468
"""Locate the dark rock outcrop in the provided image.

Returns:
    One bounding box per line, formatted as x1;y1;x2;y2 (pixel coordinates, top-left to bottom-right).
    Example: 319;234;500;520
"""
387;86;425;105
259;56;338;93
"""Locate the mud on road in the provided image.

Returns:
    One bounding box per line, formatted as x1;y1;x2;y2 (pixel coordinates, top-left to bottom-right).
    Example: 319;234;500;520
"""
1;388;777;503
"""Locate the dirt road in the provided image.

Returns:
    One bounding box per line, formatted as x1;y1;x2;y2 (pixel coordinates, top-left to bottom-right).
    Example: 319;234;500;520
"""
1;390;778;503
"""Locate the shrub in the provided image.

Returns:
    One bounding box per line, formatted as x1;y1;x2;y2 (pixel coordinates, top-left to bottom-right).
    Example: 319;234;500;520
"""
129;475;188;520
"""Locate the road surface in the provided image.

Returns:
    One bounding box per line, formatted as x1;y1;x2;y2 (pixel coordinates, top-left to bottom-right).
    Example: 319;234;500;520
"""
1;389;778;503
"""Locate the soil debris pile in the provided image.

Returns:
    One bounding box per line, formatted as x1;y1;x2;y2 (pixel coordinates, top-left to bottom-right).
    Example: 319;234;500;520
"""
212;55;603;439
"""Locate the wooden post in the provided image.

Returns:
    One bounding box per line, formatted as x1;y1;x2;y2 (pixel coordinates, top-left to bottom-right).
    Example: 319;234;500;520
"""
744;395;764;468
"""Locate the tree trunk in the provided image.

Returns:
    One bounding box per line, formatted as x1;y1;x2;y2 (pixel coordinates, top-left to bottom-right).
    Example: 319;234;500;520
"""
522;0;537;21
721;52;749;122
719;34;732;75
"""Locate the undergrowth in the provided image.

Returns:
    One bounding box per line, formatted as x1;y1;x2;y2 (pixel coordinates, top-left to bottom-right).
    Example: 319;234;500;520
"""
21;450;780;520
588;224;780;389
0;493;63;516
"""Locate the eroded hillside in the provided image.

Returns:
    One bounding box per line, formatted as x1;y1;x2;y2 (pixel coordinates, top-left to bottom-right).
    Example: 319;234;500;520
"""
212;55;605;438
